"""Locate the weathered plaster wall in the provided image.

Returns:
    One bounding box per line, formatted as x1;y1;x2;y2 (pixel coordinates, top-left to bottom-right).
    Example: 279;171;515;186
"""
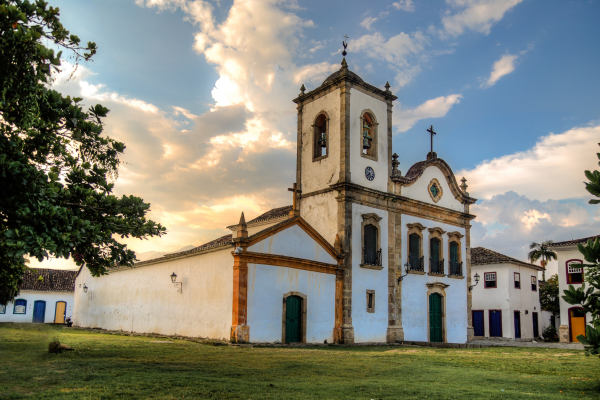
73;248;233;339
472;263;543;339
400;166;464;212
247;263;336;343
300;192;338;245
301;89;341;193
248;224;337;265
349;88;388;192
351;203;389;343
401;214;468;343
0;291;74;323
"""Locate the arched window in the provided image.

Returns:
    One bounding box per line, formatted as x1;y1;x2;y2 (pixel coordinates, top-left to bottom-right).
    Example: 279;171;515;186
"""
13;299;26;314
313;113;328;160
360;111;378;160
447;231;464;276
361;213;383;268
430;237;442;274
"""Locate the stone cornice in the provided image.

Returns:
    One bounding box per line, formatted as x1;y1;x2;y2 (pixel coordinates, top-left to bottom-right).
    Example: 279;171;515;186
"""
233;251;341;275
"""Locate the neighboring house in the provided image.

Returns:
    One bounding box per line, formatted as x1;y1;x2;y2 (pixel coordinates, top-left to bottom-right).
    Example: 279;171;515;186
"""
471;247;546;340
0;268;77;324
74;59;478;344
548;235;599;343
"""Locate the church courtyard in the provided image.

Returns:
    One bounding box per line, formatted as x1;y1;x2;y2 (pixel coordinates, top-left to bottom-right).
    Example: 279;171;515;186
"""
0;324;598;399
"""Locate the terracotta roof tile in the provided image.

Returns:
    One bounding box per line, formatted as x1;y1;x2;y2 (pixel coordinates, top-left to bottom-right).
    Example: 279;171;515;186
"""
247;205;292;224
19;268;78;292
471;247;544;271
548;235;600;248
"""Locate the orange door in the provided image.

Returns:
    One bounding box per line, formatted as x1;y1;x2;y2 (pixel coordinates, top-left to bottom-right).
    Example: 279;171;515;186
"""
570;309;586;342
54;301;66;324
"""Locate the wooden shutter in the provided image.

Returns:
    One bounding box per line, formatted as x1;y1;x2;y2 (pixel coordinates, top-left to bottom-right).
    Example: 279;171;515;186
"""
364;224;377;251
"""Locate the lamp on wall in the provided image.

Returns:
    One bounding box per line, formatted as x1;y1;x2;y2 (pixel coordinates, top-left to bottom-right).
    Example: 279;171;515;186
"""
468;273;480;291
83;284;88;293
397;261;410;284
170;272;182;294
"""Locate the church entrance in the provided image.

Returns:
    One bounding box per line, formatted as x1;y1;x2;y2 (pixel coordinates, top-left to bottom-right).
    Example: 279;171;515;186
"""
429;293;443;342
285;295;302;343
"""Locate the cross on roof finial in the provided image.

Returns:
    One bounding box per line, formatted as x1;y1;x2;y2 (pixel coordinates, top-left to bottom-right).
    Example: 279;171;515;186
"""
427;125;437;159
342;34;349;57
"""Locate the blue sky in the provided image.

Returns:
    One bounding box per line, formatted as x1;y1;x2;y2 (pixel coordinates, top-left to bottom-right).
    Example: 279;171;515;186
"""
36;0;600;273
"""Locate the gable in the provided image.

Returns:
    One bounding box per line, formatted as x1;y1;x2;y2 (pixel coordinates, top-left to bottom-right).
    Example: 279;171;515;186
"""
401;166;464;211
248;223;338;265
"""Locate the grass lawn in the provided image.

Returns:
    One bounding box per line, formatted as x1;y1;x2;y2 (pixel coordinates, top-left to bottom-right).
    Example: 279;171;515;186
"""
0;324;598;399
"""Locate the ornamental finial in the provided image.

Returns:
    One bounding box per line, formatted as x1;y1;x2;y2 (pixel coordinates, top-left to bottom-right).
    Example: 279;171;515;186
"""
342;34;349;57
300;84;306;96
392;153;400;175
460;177;469;195
385;81;391;92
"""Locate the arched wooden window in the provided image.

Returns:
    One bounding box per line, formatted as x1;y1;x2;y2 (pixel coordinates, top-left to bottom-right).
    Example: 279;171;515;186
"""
447;231;464;276
363;224;380;265
362;113;374;156
313;114;328;160
430;237;442;274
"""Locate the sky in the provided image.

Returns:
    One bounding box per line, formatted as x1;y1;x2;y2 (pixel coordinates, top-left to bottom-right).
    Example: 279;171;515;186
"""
32;0;600;276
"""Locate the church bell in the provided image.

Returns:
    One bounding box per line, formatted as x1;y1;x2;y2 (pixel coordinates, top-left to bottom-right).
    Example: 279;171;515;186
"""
362;123;372;150
318;132;327;148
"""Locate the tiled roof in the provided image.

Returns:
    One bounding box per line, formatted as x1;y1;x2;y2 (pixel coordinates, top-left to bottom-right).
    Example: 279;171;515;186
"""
548;234;600;248
19;268;78;292
135;234;233;266
471;247;545;271
226;205;292;229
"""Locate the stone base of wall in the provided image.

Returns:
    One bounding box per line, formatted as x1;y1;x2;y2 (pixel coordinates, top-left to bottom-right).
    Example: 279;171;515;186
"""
231;326;250;343
559;325;570;343
386;326;404;343
342;326;355;344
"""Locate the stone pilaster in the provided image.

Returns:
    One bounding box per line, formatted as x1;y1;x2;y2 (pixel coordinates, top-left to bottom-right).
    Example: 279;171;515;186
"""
393;209;404;341
337;190;354;344
339;81;352;183
559;325;569;343
296;102;303;215
386;208;403;342
465;224;474;341
387;99;394;194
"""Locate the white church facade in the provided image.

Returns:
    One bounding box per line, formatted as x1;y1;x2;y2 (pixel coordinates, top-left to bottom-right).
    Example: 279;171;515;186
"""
74;59;477;344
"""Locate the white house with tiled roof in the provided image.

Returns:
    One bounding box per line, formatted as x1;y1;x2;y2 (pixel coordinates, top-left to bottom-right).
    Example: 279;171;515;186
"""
0;268;77;324
74;59;478;344
548;235;598;343
471;248;547;340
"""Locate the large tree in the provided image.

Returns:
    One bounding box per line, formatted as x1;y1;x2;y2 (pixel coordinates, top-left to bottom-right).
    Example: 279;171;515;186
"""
528;240;557;281
0;0;166;305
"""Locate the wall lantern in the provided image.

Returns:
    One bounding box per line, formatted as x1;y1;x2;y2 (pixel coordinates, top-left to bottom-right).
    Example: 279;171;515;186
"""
83;284;88;293
397;261;410;284
170;272;182;294
468;273;480;291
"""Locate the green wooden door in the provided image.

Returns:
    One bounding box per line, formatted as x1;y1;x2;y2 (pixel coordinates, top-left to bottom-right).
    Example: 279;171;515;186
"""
429;293;443;342
285;296;302;343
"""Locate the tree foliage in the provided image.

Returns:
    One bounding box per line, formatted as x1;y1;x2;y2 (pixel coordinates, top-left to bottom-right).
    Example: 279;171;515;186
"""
0;0;166;305
528;240;557;281
539;274;559;315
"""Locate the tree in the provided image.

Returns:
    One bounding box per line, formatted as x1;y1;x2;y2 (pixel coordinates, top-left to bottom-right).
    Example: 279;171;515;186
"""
0;0;166;305
528;240;557;281
539;274;559;316
562;143;600;357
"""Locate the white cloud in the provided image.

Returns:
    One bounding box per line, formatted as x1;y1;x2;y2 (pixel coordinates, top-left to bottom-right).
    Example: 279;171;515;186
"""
353;31;427;65
458;123;600;202
482;54;517;88
392;0;415;12
441;0;524;37
395;94;462;132
360;16;378;30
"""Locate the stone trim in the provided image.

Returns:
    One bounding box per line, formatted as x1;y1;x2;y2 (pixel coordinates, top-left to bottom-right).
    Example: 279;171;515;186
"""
338;189;354;344
447;231;465;239
312;111;330;162
427;178;443;203
360;264;384;271
465;225;474;341
407;270;426;275
360;213;383;269
339;81;351;183
300;187;335;199
231;258;249;343
233;251;340;275
387;210;404;343
426;283;448;343
386;100;394;194
334;270;344;343
282;291;307;344
428;272;446;277
407;223;425;260
366;290;375;313
359;109;378;161
296;101;303;218
448;275;465;280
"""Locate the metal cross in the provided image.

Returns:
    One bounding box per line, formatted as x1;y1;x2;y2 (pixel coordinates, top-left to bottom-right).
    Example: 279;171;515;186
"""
342;34;349;57
427;125;436;155
287;183;302;213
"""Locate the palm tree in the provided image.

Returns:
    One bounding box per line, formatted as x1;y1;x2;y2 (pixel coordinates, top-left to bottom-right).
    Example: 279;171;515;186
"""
528;240;558;281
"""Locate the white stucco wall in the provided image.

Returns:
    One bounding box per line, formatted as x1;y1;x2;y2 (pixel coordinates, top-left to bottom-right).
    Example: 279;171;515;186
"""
73;248;233;339
555;246;593;329
400;166;464;212
300;192;338;245
349;88;388;192
248;224;337;265
401;214;468;343
351;204;389;343
301;89;341;193
247;263;336;343
472;263;543;339
0;291;74;323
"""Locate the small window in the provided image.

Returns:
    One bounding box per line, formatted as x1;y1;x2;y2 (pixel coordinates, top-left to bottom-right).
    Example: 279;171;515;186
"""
13;299;27;314
0;304;5;314
531;276;537;291
313;114;328;160
366;290;375;313
567;260;583;284
485;272;497;288
514;272;520;289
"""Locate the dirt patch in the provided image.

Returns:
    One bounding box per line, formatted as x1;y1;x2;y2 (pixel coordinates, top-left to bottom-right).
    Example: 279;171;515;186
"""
553;353;577;357
385;349;420;354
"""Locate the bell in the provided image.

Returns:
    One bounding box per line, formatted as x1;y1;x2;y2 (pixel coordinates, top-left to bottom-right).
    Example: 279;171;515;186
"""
363;136;371;150
363;123;372;150
318;132;327;148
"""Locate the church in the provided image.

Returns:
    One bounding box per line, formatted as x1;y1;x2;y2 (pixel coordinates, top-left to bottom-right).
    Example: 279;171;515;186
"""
73;58;477;344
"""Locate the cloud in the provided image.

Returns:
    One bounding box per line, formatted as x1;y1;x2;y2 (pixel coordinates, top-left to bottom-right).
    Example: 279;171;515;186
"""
441;0;524;37
353;31;427;65
392;0;415;12
482;54;517;88
360;16;378;30
458;123;600;202
395;94;462;132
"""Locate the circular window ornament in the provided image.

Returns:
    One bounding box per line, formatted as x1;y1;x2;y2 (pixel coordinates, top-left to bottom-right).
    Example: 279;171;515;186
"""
427;178;443;203
365;166;375;181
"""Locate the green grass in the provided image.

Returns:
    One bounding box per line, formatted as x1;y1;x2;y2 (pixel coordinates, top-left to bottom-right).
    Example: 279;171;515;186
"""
0;324;598;399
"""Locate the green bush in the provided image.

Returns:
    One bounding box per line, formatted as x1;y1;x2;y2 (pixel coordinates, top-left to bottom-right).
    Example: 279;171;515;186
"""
542;325;558;342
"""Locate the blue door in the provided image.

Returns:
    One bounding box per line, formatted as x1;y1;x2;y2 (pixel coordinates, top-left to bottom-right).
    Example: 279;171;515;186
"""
532;312;539;338
33;301;46;323
473;311;484;336
490;310;502;337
